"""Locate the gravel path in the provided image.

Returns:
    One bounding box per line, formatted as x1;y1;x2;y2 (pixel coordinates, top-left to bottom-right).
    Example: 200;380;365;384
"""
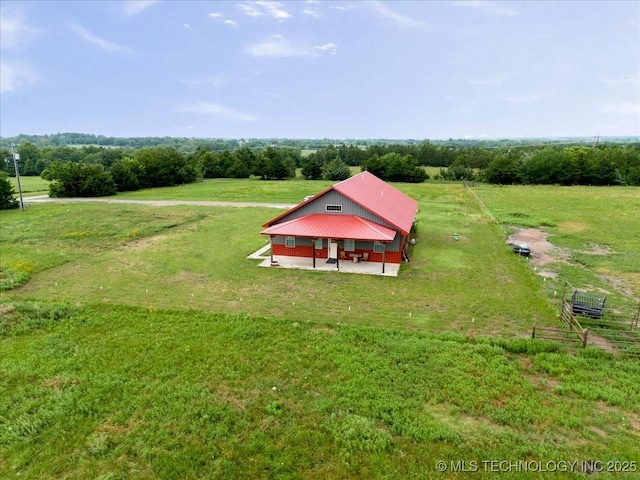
24;195;295;209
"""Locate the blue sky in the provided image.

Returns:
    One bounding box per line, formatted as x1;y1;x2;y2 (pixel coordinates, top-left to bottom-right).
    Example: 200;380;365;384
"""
1;1;639;139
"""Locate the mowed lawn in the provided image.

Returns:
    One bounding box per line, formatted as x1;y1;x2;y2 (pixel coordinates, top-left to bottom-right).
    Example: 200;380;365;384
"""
2;180;558;336
2;180;640;479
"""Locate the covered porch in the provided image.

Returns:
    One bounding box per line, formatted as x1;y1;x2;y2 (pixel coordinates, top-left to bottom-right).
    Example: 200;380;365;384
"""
260;213;399;274
253;252;400;277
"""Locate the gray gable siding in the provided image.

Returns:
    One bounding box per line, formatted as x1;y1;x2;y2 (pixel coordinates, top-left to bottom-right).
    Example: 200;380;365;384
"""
271;190;402;251
274;190;397;231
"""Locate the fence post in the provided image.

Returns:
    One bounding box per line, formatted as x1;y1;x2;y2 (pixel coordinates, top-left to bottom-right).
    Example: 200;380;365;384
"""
532;326;536;339
569;309;574;331
581;329;588;348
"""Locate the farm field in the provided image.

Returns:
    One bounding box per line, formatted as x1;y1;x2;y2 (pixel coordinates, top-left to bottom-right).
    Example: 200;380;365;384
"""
2;181;558;336
1;180;639;478
8;176;50;197
470;185;640;309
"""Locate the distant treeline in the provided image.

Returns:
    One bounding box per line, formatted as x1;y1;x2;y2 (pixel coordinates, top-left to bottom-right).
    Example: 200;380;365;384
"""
2;132;638;152
1;137;639;198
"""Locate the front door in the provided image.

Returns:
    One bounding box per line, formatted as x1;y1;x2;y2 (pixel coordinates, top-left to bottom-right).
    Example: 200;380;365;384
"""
329;239;338;260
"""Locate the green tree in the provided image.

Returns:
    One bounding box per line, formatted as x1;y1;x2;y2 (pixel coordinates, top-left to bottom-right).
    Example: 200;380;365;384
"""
110;158;145;191
134;147;195;187
441;158;476;181
42;161;116;197
522;148;567;184
233;146;257;177
301;156;323;180
322;157;351;181
361;154;387;179
259;148;294;180
384;153;428;183
0;171;19;209
483;152;523;184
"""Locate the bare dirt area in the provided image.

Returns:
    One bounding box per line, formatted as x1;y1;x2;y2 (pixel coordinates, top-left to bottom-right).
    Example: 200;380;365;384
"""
507;228;564;278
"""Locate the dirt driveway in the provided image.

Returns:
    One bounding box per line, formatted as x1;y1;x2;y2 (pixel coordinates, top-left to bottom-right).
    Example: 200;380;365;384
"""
24;196;295;209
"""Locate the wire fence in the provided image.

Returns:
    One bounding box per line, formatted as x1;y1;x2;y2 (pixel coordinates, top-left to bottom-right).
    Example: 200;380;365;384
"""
532;280;640;357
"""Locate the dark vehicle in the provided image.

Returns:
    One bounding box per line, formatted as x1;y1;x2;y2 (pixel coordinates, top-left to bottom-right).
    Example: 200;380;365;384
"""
511;243;531;257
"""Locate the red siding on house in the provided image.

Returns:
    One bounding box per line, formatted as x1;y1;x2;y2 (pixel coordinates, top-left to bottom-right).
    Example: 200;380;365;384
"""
271;243;402;263
272;244;315;258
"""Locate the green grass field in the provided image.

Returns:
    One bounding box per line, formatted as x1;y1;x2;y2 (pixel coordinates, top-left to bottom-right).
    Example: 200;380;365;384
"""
1;180;639;479
470;185;640;307
1;182;558;335
8;176;50;197
2;304;639;479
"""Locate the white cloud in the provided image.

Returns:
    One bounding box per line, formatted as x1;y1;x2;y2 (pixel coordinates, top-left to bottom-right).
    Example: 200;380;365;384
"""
178;101;259;122
0;7;39;49
179;74;228;89
70;23;131;53
209;12;238;27
238;1;291;20
0;60;37;93
315;42;338;55
246;35;309;58
451;1;517;17
502;91;547;103
369;1;425;27
246;36;338;58
302;0;321;18
122;1;158;18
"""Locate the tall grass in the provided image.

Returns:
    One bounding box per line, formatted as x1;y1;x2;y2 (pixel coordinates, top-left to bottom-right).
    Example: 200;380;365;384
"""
1;303;638;479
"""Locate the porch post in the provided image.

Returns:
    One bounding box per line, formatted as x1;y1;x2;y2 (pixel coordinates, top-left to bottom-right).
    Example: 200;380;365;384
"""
336;240;340;270
313;238;316;269
382;244;386;274
270;236;274;263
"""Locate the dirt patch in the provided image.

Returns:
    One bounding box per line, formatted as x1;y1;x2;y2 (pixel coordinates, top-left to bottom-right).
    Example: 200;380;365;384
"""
507;228;566;278
587;333;618;354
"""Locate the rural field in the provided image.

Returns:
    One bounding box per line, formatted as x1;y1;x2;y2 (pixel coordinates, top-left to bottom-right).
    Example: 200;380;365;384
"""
1;178;639;478
8;176;50;197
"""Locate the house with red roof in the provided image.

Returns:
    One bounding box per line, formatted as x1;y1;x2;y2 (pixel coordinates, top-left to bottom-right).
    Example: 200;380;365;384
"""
261;171;418;273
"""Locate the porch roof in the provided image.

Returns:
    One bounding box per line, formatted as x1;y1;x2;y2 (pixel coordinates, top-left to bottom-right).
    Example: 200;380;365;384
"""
260;213;396;242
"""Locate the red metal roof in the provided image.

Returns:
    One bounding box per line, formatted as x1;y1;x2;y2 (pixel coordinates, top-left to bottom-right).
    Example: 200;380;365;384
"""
261;214;397;242
263;171;418;236
333;171;418;235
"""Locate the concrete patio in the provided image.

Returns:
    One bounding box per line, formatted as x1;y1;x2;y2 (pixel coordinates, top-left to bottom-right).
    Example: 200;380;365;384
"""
248;246;400;277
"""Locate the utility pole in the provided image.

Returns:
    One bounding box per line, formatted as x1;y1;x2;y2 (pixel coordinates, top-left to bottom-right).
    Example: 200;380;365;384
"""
10;143;25;211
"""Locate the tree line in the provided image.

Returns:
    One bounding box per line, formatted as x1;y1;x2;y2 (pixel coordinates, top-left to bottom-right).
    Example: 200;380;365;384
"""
1;139;638;202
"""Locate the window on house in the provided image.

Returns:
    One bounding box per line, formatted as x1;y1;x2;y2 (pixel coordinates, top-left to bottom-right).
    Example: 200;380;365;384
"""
285;236;295;248
344;239;355;251
374;242;384;253
326;204;342;212
315;238;323;249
